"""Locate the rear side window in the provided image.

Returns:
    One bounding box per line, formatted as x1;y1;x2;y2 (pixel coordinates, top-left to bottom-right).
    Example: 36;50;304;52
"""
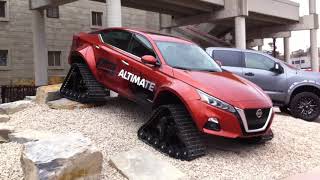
129;34;156;58
245;52;274;71
100;30;132;51
213;50;242;67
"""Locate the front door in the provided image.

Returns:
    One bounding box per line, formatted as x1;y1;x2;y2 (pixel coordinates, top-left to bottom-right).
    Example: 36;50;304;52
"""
242;52;287;102
124;33;164;105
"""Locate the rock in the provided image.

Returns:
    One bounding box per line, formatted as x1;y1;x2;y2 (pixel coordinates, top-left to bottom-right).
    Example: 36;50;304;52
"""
0;125;14;143
9;129;55;144
24;96;36;102
47;98;96;110
110;148;186;180
35;84;62;104
0;114;10;123
0;100;32;115
21;133;103;180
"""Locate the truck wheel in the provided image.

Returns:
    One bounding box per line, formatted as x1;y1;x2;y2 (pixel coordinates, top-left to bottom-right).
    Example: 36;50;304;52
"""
138;104;206;161
279;106;291;115
290;92;320;121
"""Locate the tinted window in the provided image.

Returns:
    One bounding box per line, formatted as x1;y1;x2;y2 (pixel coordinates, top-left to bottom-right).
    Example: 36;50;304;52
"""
245;52;275;71
101;30;132;51
129;34;156;58
213;50;242;67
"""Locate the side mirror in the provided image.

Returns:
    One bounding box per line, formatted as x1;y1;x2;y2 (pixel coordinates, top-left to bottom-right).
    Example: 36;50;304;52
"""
141;55;158;66
273;62;284;74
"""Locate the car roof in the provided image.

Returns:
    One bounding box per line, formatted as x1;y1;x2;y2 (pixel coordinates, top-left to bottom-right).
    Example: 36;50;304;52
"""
94;27;193;44
206;47;282;63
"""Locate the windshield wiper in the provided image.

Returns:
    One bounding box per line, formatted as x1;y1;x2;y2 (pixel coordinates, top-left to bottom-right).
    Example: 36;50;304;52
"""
197;69;217;72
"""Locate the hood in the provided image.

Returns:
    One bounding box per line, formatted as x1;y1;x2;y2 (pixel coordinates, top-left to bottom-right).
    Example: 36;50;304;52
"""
173;69;272;107
296;69;320;80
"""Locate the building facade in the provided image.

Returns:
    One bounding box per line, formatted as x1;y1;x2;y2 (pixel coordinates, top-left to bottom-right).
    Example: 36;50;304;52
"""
0;0;160;85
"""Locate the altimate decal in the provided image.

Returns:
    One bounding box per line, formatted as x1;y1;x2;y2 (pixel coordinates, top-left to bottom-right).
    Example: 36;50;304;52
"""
118;69;155;92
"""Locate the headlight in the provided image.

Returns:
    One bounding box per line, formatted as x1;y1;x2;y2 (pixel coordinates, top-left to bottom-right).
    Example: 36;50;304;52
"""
196;89;236;113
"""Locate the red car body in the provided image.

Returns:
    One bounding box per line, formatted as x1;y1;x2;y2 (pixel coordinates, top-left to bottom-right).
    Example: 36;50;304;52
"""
69;27;274;139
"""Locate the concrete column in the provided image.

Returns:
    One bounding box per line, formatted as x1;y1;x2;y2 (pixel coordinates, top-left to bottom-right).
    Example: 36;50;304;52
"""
235;16;246;49
32;10;48;86
309;0;319;71
159;14;172;34
258;45;263;51
106;0;122;97
310;29;319;71
106;0;122;27
284;37;290;63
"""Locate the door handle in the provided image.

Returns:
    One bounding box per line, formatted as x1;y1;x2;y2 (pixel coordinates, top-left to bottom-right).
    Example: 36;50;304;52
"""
244;72;254;76
121;60;129;66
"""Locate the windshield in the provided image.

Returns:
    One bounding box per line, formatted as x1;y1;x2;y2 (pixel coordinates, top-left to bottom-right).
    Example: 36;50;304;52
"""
156;41;222;72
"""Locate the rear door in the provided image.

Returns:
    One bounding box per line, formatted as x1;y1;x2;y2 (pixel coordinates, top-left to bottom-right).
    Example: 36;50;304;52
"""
95;30;133;95
212;50;244;76
242;52;287;102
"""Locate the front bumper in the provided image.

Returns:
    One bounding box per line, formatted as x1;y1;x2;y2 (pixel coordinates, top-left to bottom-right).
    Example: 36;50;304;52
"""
187;100;274;138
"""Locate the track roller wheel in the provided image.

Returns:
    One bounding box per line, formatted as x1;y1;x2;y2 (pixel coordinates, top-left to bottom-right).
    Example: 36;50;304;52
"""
138;104;206;161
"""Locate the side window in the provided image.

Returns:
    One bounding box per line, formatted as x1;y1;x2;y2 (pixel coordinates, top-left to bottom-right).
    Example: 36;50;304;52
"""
213;50;242;67
100;30;132;51
129;34;156;58
245;52;275;71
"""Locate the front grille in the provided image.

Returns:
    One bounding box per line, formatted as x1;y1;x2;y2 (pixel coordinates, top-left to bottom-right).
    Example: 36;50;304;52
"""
244;108;270;130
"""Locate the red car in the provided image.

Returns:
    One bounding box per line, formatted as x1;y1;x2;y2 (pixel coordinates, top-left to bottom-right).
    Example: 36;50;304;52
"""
61;28;274;160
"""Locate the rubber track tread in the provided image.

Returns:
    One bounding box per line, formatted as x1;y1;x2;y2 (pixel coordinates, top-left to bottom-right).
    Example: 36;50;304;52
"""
138;104;206;161
60;63;107;103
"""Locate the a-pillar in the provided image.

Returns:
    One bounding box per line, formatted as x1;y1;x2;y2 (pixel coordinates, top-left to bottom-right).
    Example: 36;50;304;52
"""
284;37;290;63
235;16;246;49
106;0;122;27
32;9;48;86
309;0;319;71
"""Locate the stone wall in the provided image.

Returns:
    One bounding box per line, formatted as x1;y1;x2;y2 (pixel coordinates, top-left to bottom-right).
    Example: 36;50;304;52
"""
0;0;160;85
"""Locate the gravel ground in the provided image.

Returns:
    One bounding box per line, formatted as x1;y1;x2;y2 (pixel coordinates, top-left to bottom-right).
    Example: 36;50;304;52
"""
1;98;320;180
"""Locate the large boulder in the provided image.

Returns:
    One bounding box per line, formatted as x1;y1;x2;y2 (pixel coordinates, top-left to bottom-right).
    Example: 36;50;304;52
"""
47;98;96;110
0;114;10;123
9;129;55;144
0;100;32;115
21;133;103;180
35;84;62;104
110;148;186;180
0;125;14;143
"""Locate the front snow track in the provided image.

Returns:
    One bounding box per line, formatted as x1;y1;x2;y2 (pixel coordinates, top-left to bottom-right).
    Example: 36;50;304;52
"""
60;63;108;103
138;104;206;161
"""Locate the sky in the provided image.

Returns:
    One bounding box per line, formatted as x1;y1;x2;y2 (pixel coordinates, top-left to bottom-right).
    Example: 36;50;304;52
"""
261;0;320;54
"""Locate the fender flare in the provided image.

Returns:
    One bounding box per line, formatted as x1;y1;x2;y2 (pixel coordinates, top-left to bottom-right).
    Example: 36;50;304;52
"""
286;80;320;104
70;46;98;78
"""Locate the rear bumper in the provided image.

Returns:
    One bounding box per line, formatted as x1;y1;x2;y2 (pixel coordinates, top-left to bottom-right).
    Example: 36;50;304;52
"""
186;100;274;138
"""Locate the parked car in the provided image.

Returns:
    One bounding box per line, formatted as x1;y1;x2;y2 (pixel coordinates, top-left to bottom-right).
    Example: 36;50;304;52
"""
206;47;320;121
60;28;274;160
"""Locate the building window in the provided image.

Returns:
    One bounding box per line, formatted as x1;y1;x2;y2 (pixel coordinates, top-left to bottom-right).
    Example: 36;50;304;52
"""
0;50;8;66
91;11;103;27
48;51;61;67
47;6;59;18
0;0;9;21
